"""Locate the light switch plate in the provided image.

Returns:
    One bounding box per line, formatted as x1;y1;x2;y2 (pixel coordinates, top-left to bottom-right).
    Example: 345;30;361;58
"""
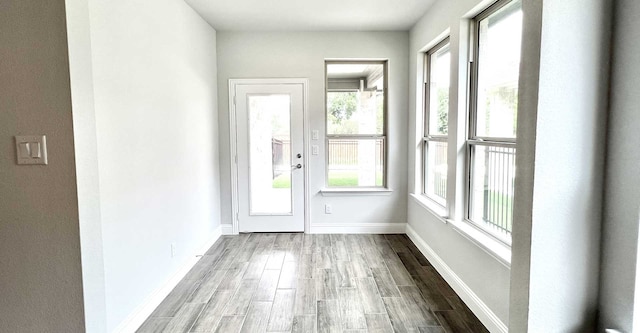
312;130;319;140
15;135;47;165
312;145;319;155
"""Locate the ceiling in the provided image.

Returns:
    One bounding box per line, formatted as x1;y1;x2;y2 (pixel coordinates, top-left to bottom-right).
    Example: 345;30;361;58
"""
184;0;436;31
327;64;382;79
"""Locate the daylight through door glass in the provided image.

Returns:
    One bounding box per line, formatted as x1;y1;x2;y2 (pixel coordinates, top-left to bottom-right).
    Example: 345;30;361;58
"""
248;94;292;215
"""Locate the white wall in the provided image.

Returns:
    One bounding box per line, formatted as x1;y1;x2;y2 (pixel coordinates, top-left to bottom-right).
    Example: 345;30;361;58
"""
599;0;640;331
83;0;221;330
510;0;612;332
407;0;512;327
65;0;108;330
0;0;86;331
216;32;409;231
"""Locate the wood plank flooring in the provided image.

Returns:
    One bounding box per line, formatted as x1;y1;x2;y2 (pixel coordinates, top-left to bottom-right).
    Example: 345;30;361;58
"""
137;234;488;333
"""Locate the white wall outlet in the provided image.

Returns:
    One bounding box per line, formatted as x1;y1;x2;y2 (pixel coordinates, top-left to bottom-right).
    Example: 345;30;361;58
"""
170;243;176;258
312;130;319;140
312;145;319;155
324;204;332;214
15;135;47;165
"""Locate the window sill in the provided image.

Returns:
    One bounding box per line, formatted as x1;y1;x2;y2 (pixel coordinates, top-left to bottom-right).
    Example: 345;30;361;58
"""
410;193;511;268
448;220;511;268
319;188;393;196
410;193;448;224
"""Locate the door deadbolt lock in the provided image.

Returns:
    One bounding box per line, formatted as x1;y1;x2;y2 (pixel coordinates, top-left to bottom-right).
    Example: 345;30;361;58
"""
297;153;302;158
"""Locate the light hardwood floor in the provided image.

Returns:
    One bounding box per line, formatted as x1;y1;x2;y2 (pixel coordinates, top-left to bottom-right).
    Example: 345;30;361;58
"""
137;234;489;333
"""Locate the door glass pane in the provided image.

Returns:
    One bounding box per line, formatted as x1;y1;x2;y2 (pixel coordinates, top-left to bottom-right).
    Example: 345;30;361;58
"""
248;94;292;215
475;0;522;138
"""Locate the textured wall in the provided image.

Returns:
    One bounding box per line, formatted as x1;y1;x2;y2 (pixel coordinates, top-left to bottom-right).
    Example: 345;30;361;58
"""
598;0;640;331
0;0;86;331
511;0;612;331
65;0;108;330
85;0;221;329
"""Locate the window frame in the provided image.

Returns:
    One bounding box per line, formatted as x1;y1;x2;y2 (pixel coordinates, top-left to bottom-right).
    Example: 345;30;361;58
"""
422;37;451;207
324;60;389;189
465;0;522;245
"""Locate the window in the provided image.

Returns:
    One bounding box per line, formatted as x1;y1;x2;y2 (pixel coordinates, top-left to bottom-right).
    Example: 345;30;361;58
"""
325;61;387;188
467;0;522;241
423;38;451;206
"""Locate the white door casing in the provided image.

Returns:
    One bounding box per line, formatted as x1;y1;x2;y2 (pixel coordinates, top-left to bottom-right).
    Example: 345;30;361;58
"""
229;79;308;233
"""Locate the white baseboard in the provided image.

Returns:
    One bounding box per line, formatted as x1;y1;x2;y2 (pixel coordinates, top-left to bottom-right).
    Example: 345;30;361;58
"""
406;224;508;333
310;222;406;234
114;225;222;333
221;224;234;235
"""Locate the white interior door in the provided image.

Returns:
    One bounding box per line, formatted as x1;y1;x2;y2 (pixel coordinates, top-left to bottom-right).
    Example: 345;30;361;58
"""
234;82;305;232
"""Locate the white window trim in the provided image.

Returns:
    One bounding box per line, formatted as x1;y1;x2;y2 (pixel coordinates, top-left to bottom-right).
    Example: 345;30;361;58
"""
409;3;523;264
422;37;451;208
449;219;511;267
325;60;389;190
320;188;393;196
410;193;448;223
411;194;511;267
462;0;521;247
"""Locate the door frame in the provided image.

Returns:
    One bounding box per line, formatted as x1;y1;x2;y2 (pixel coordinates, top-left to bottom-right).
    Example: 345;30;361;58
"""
228;78;310;234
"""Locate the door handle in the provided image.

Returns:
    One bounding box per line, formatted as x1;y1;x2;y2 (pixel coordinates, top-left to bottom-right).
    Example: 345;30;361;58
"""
292;164;302;169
